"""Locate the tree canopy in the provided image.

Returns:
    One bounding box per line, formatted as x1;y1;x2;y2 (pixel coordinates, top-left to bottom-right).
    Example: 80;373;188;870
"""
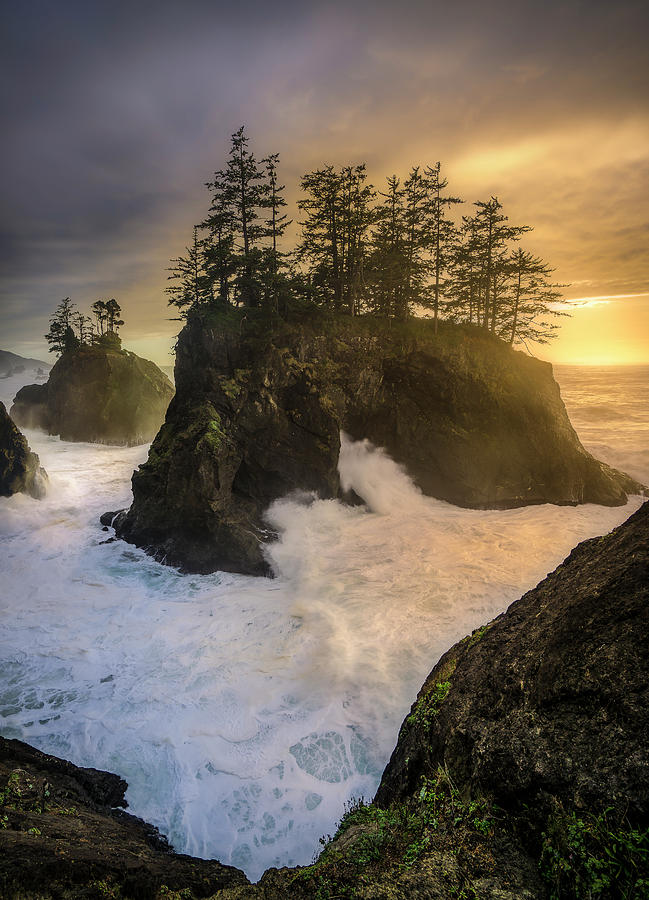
45;298;125;357
167;126;568;350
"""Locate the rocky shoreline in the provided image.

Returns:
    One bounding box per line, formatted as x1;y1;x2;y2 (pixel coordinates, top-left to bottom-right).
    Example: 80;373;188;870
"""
0;401;47;499
3;501;647;898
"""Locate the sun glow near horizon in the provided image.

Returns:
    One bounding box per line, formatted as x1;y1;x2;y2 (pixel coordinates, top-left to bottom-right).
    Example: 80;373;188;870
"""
541;292;649;366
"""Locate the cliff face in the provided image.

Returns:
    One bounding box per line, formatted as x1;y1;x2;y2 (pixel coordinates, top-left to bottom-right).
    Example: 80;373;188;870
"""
0;401;47;499
376;499;649;817
10;339;174;446
113;308;639;575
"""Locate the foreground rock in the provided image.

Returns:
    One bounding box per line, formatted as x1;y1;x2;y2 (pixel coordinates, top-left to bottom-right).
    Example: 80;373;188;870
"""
11;335;174;446
0;737;248;898
0;401;47;498
235;500;649;898
113;307;641;575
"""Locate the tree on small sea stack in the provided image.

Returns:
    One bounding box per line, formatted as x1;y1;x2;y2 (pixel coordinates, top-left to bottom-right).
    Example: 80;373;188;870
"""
46;297;126;357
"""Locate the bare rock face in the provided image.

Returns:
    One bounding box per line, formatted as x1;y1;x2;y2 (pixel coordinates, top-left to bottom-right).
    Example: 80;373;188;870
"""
111;308;641;576
11;338;174;446
0;401;47;498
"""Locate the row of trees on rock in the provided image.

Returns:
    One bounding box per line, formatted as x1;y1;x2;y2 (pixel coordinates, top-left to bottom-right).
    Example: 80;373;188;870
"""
167;127;566;346
45;298;124;356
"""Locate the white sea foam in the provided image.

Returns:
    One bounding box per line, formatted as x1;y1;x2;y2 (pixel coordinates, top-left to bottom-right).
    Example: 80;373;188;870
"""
0;365;646;880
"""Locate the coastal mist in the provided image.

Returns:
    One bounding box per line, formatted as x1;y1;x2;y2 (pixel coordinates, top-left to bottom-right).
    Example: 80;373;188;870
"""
0;366;646;880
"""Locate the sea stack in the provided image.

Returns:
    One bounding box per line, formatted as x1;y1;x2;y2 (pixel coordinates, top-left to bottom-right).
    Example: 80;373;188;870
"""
11;334;174;446
111;307;642;576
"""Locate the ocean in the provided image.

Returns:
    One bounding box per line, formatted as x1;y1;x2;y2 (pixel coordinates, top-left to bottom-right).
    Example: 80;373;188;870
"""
0;363;646;880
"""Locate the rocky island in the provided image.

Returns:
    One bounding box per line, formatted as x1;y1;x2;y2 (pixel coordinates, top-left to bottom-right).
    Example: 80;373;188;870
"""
11;334;174;446
110;307;640;576
2;500;647;898
0;401;47;499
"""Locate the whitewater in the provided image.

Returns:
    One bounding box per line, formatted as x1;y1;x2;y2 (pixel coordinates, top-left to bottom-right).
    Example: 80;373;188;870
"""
0;364;647;880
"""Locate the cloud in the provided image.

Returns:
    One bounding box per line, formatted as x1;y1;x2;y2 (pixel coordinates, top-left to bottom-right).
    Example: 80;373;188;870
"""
1;0;648;363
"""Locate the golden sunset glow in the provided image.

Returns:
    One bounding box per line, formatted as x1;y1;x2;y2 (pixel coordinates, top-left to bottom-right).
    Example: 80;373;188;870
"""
1;2;647;367
546;294;649;366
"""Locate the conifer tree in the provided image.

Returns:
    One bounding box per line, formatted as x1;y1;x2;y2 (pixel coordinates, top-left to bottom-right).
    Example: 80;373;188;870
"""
339;164;375;315
105;298;124;333
260;152;291;312
367;176;407;318
73;311;92;344
91;300;108;335
445;216;482;325
504;248;566;345
166;227;211;316
45;298;80;356
202;170;235;304
467;198;531;332
224;126;267;307
298;166;344;309
423;162;462;332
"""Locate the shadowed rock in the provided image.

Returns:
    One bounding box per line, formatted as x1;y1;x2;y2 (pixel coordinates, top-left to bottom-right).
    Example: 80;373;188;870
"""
0;737;248;898
0;401;47;498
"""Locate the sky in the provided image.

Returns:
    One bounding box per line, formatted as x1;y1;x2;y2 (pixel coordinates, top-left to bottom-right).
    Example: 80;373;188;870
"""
1;0;648;366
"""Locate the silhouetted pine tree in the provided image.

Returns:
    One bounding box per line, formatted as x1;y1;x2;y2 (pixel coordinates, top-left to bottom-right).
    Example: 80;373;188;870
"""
366;176;407;318
504;248;566;346
423;162;462;332
298;166;344;309
91;300;108;335
166;227;211;317
45;298;80;356
202;171;236;305
223;126;268;307
259;152;292;312
463;198;531;332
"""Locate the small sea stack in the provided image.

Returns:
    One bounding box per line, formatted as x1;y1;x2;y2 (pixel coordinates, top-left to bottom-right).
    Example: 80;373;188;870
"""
11;334;174;447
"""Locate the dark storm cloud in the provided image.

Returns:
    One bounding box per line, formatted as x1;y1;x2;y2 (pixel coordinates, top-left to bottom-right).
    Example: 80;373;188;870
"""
1;0;648;358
